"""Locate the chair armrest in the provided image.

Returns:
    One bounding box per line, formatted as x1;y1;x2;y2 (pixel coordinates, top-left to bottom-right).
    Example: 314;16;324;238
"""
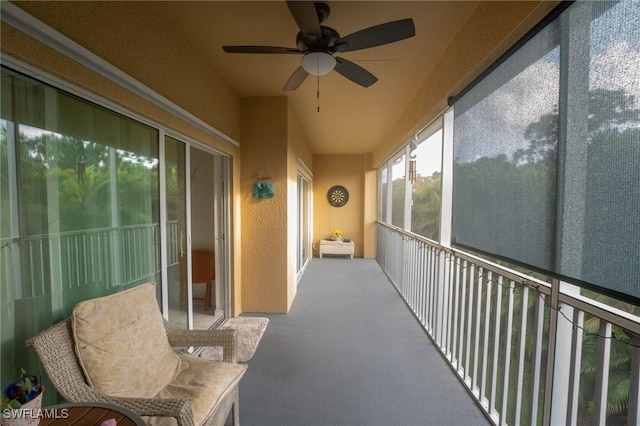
163;320;238;363
110;396;194;426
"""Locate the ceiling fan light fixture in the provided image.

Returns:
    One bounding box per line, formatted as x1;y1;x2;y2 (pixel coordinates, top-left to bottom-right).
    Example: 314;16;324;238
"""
301;51;336;76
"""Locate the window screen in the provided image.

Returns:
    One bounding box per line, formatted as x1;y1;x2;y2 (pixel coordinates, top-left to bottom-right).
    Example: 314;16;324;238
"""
452;1;640;302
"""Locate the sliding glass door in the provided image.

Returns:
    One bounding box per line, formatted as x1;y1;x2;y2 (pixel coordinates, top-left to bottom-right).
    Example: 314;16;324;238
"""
164;136;189;328
1;66;234;401
1;67;161;400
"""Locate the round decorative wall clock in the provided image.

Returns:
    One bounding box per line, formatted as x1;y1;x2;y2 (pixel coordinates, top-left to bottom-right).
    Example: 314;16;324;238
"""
327;185;349;207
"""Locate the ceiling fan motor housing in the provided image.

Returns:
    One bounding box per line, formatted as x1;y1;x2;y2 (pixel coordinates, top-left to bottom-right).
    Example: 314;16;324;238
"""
296;26;340;51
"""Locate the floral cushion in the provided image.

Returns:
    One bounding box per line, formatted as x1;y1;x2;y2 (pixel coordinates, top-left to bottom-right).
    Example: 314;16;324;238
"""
144;354;247;426
72;282;183;398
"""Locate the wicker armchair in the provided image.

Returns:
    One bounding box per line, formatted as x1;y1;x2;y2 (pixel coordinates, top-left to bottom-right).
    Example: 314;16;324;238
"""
26;318;242;426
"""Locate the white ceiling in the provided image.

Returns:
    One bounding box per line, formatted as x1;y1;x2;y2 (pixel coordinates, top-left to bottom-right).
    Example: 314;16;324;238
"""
146;1;481;155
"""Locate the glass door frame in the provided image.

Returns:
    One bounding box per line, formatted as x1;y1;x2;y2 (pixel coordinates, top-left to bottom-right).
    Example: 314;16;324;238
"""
160;133;232;325
213;154;232;317
159;131;193;329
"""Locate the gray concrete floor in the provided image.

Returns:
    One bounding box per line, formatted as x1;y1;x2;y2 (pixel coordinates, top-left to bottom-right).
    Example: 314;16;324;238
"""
237;258;489;426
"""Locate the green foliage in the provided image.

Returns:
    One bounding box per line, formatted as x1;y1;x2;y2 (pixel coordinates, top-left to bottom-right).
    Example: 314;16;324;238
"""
390;177;405;227
411;172;441;240
14;130;160;234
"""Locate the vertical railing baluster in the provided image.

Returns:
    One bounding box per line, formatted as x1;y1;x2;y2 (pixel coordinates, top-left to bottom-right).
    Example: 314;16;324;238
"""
131;227;136;281
427;247;434;334
531;292;545;425
459;259;468;377
490;275;503;417
481;270;492;408
441;252;450;353
567;309;584;426
82;232;88;284
446;254;455;359
500;280;515;426
593;321;612;425
430;246;437;335
414;240;419;316
513;286;529;425
410;239;416;312
399;235;404;294
105;231;112;285
465;263;475;387
419;243;426;325
406;238;412;309
472;266;482;398
629;333;640;426
421;243;427;325
75;234;81;286
433;247;439;335
89;233;95;283
435;248;445;348
452;256;461;369
413;241;419;319
94;231;100;283
134;228;141;280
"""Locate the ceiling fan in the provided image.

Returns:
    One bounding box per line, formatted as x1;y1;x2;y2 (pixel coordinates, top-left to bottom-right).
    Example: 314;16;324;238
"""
222;1;415;91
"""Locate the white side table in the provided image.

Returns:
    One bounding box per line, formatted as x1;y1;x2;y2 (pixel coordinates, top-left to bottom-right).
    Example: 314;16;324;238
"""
319;240;355;259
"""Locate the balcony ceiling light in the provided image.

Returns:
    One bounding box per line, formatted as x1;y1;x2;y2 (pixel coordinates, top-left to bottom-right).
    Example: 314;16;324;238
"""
301;51;336;76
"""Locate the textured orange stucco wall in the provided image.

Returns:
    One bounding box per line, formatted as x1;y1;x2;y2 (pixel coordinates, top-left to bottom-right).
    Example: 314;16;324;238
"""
240;97;291;313
238;99;314;313
9;1;241;141
313;155;366;258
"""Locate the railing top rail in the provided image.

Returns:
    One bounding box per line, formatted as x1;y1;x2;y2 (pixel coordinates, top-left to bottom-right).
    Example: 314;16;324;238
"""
450;250;551;293
5;223;163;241
376;221;442;249
560;291;640;334
377;221;550;291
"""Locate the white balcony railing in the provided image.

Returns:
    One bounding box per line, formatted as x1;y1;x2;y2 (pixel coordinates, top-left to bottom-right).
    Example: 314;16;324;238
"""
377;222;640;426
1;222;179;299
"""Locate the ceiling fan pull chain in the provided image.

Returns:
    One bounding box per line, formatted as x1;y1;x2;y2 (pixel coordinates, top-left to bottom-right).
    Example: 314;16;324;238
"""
317;72;320;113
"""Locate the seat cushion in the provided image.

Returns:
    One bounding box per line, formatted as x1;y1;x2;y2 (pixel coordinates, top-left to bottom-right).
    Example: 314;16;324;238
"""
72;282;183;398
145;354;247;426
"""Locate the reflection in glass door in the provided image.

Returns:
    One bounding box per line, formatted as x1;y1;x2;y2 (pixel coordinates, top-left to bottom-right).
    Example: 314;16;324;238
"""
0;68;161;402
164;136;188;328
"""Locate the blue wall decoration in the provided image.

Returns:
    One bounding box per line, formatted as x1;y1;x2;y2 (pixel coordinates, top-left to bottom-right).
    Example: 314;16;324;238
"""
253;181;275;199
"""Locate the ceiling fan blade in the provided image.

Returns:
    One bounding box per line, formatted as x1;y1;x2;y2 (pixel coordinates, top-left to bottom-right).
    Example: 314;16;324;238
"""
286;1;322;38
222;46;303;54
334;57;378;88
283;66;309;91
333;18;415;53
